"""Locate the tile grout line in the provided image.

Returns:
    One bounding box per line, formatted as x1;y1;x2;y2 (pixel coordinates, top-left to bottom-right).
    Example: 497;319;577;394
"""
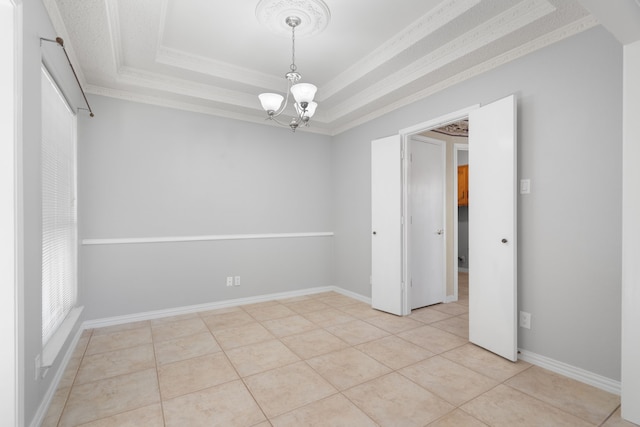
51;286;623;426
54;329;93;427
150;328;168;427
598;404;622;427
203;309;272;426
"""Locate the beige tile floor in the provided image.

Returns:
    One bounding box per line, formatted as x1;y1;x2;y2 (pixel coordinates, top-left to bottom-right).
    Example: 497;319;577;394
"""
43;273;636;426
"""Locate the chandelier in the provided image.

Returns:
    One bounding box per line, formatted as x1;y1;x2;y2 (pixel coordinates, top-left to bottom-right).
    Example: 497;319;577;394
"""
258;16;318;132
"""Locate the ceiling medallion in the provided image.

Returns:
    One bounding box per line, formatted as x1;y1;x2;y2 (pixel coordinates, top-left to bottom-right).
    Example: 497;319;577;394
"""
434;120;469;137
255;0;331;38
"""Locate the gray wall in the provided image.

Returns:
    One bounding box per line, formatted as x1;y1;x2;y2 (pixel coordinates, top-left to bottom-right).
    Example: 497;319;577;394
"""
78;96;334;320
332;26;622;380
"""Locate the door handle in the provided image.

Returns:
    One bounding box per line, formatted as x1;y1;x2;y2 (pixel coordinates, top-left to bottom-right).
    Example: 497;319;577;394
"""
436;229;444;235
501;238;508;243
373;231;377;235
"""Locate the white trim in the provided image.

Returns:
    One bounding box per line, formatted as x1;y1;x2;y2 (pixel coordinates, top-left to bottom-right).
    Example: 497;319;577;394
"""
518;348;621;395
82;85;335;136
453;143;469;303
400;106;478;315
42;0;596;138
330;15;597;136
333;287;371;305
82;286;369;330
622;39;640;424
326;0;557;124
40;306;83;371
1;2;22;425
29;326;84;427
82;232;334;246
400;105;479;136
319;0;481;100
14;2;23;425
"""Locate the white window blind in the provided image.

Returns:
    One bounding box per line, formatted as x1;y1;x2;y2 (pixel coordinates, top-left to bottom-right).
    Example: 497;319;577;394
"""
41;66;77;346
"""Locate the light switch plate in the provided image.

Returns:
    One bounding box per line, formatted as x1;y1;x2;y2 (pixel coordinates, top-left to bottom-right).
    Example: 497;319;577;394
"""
520;179;531;194
519;311;532;329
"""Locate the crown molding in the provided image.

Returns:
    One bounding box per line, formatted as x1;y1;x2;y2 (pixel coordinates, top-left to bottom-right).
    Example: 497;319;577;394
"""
104;0;124;72
115;66;257;107
50;0;597;137
154;0;284;91
155;46;284;91
320;0;481;101
326;0;557;123
330;14;598;136
84;84;333;135
87;13;596;137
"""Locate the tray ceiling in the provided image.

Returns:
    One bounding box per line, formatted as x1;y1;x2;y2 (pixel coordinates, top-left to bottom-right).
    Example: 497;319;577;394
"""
44;0;596;135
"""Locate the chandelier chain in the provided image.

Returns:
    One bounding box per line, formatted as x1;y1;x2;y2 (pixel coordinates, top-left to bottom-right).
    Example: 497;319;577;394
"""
290;23;297;72
258;14;318;131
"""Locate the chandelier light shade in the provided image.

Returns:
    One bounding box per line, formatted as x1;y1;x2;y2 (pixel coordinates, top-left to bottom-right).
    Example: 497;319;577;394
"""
256;4;327;132
258;93;284;113
290;83;317;106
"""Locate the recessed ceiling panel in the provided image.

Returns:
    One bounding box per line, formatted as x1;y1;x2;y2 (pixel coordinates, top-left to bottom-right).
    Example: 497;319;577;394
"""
45;0;595;135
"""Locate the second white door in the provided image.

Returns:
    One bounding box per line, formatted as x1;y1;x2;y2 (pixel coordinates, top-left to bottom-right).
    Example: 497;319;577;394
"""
468;94;518;361
410;136;445;309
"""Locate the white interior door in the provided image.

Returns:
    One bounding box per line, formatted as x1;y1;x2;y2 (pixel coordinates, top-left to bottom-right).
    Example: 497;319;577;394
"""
410;137;445;309
468;95;518;361
371;135;403;315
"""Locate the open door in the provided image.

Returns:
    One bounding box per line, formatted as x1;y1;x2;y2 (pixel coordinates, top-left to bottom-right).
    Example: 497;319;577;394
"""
371;135;403;315
468;95;518;361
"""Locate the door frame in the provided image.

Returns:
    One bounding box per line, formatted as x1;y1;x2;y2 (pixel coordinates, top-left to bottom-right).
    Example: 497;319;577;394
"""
1;0;22;425
407;134;447;310
399;105;479;315
452;143;469;303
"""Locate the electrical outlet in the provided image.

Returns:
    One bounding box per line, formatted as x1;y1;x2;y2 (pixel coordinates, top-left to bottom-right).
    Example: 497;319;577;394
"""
226;276;233;287
234;276;241;286
519;311;532;329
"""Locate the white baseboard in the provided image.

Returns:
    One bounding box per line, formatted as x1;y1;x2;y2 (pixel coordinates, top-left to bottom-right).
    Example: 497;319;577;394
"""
332;287;371;305
518;348;621;395
82;286;364;330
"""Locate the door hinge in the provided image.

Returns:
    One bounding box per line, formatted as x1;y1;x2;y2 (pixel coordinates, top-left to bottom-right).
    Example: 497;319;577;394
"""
401;150;405;159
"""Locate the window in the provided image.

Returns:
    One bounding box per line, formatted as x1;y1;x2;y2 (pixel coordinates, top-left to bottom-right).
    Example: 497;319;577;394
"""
41;66;77;349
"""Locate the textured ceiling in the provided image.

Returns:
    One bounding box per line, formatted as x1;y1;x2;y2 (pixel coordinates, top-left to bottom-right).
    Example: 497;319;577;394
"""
43;0;597;135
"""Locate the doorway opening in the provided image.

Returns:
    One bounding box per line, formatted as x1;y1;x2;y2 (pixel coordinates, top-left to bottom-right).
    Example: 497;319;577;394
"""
399;106;476;315
372;95;517;361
